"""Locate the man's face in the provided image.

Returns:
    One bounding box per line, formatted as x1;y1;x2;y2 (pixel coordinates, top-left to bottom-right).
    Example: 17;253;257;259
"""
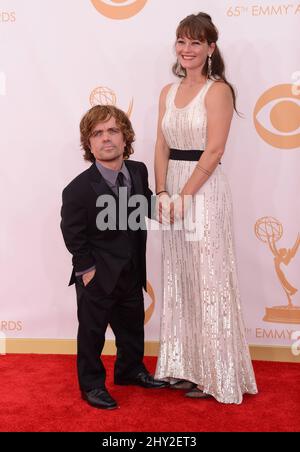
89;116;126;163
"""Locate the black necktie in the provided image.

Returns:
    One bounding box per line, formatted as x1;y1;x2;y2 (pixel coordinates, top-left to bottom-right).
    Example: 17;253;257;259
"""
117;172;125;188
117;172;128;199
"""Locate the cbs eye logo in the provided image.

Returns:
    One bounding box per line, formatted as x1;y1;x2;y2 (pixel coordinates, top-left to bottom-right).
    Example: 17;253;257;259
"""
90;0;147;20
253;84;300;149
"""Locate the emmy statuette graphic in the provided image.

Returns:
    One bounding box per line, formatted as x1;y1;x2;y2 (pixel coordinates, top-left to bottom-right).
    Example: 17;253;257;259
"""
255;217;300;324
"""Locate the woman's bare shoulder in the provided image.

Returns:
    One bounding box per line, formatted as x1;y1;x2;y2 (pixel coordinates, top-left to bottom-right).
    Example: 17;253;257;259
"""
160;83;174;100
208;80;233;97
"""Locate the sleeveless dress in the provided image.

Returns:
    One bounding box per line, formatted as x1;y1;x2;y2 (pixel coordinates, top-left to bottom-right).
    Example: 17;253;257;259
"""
154;80;258;404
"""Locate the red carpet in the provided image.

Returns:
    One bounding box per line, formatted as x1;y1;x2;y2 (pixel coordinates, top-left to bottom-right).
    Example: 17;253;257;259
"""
0;355;299;432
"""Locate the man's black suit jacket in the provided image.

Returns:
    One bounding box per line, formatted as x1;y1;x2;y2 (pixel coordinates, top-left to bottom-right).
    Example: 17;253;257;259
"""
60;160;154;295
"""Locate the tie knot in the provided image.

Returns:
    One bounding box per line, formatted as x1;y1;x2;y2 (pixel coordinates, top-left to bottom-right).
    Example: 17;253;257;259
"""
117;172;125;188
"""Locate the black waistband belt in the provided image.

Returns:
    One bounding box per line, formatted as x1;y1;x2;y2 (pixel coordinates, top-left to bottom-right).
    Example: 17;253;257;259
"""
169;149;204;161
169;148;221;164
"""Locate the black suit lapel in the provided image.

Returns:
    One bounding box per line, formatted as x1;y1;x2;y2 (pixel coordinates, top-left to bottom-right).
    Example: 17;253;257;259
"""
125;161;143;196
87;163;118;199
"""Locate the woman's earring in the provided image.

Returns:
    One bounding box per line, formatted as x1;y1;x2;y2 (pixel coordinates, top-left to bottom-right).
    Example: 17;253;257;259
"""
208;54;212;77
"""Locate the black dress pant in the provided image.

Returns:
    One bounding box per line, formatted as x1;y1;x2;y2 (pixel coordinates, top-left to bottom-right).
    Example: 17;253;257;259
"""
75;258;146;391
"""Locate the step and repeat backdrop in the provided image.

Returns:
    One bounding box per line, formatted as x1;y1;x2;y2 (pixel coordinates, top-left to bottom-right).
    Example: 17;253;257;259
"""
0;0;299;354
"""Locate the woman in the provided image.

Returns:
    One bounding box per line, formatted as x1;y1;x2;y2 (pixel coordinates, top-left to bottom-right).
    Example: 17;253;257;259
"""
154;12;258;404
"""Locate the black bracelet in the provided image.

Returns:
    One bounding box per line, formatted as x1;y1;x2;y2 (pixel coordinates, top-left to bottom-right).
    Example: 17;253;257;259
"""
156;190;168;196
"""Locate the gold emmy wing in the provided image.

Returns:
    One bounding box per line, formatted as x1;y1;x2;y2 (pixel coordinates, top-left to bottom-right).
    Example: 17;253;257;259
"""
155;80;258;404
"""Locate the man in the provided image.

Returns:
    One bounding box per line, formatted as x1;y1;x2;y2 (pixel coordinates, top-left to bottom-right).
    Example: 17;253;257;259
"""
61;105;168;410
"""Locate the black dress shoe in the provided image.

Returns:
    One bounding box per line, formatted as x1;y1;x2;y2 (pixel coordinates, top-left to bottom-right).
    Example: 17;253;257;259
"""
81;388;118;409
115;371;169;389
170;380;197;390
185;387;213;399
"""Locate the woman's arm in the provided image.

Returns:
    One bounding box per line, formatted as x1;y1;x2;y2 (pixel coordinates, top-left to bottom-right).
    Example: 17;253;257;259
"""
180;81;234;197
154;84;172;194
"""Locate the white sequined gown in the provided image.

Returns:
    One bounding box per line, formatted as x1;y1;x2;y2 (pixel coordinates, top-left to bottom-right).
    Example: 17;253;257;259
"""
155;80;258;404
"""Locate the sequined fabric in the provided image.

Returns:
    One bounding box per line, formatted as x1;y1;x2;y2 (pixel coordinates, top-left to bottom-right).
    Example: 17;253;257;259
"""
155;80;258;404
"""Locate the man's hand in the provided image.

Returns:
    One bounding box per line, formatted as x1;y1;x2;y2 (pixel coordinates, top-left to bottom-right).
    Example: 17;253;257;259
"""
82;269;96;287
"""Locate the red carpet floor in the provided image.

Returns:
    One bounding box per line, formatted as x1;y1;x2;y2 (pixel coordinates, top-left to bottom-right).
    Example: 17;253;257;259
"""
0;355;299;432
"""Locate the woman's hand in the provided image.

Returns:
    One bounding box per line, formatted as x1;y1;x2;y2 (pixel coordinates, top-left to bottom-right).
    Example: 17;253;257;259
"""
156;192;172;224
172;194;192;222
